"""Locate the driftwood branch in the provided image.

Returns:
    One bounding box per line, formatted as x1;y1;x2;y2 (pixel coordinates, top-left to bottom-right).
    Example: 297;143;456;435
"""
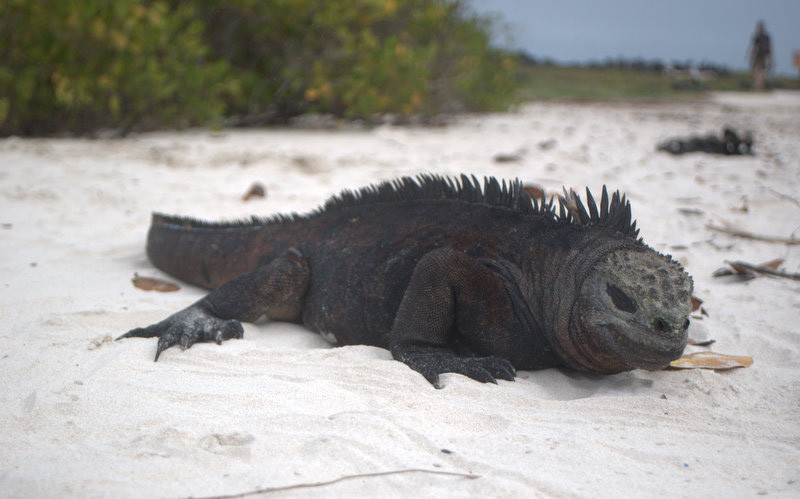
706;224;799;245
181;469;480;499
725;260;800;281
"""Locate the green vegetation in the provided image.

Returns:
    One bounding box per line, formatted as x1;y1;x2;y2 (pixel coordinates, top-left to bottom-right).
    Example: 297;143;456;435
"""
514;64;799;102
0;1;233;135
515;65;689;101
2;0;796;136
0;0;517;136
195;0;517;120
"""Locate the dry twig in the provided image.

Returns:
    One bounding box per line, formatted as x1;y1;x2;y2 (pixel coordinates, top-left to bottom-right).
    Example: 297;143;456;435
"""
181;469;480;499
724;260;800;281
706;224;799;245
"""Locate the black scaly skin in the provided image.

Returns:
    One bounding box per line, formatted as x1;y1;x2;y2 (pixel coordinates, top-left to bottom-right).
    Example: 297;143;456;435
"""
118;175;693;388
658;127;753;155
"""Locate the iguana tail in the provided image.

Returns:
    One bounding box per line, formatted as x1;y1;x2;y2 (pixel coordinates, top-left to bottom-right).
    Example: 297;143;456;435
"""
146;213;290;290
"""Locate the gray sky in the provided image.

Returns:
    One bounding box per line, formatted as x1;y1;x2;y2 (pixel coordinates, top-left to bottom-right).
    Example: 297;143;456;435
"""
467;0;800;75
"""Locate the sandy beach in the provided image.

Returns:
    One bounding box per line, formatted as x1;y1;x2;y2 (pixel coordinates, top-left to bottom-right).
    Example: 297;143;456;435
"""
1;92;798;498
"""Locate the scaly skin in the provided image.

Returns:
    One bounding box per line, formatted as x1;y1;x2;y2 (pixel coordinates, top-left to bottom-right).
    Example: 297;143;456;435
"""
118;175;693;388
658;127;753;155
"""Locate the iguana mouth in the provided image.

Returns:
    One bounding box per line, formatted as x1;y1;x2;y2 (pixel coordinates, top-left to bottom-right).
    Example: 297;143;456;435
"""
564;316;688;373
600;321;688;371
562;247;692;373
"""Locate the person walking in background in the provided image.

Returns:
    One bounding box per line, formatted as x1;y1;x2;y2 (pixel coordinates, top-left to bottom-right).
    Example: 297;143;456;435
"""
748;21;773;90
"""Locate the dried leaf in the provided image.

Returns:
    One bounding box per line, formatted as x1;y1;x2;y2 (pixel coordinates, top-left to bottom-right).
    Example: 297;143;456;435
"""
712;263;756;281
687;338;716;347
523;184;544;200
713;258;799;281
493;152;521;163
758;258;784;271
690;295;703;312
242;182;266;201
728;261;755;275
711;267;735;277
132;274;180;292
669;351;753;370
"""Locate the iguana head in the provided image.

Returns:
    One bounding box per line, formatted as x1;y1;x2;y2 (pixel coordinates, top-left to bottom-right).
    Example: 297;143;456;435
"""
566;247;693;373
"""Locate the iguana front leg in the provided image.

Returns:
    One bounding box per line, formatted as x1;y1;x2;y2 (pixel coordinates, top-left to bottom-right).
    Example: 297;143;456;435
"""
389;248;518;388
118;250;310;360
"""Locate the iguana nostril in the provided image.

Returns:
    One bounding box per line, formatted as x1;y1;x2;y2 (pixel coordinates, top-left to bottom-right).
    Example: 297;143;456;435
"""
653;317;670;333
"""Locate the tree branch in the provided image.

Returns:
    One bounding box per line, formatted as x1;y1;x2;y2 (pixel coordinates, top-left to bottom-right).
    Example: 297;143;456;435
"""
706;224;799;245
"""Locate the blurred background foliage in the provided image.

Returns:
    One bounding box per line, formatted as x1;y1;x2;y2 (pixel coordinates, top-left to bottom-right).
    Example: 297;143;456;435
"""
0;0;517;136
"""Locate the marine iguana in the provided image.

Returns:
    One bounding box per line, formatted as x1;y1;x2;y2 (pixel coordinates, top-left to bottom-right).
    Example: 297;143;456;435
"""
657;127;753;155
118;174;693;388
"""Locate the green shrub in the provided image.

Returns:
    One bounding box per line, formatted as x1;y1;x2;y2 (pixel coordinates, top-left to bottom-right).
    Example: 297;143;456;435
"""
0;0;516;135
0;0;234;135
197;0;518;121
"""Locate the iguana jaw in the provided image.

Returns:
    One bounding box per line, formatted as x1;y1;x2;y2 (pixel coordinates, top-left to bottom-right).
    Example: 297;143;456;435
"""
564;248;693;373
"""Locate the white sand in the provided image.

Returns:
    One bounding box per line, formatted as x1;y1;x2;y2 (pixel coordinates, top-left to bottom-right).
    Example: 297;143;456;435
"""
1;92;798;498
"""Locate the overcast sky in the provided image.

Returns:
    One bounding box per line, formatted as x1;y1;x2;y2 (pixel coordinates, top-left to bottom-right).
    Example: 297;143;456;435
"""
467;0;800;75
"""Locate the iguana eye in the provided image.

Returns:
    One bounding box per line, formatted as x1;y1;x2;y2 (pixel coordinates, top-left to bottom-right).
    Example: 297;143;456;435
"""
606;284;638;313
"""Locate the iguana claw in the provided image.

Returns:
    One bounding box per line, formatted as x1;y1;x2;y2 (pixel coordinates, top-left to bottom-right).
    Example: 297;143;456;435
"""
393;346;516;388
117;304;244;361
